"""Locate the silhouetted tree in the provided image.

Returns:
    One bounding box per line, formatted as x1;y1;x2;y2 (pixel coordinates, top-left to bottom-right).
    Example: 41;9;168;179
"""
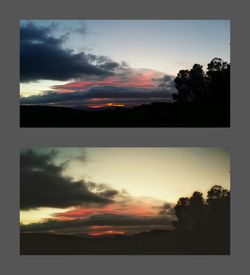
173;70;191;102
207;185;230;201
206;58;230;105
173;57;230;106
173;64;206;103
173;64;206;102
173;185;230;234
206;185;230;234
173;191;206;231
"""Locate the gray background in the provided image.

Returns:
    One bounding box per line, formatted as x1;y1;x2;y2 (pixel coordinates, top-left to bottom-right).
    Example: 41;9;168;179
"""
0;0;249;274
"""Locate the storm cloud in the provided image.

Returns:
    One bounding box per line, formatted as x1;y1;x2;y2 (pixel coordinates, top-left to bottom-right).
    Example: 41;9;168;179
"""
20;23;118;82
20;149;118;210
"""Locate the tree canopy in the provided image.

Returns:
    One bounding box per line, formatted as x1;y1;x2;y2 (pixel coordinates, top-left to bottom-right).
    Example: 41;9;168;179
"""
173;57;230;105
173;185;230;233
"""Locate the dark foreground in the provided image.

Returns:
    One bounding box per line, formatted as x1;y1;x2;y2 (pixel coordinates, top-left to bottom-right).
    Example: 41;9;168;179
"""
20;230;230;255
20;101;230;127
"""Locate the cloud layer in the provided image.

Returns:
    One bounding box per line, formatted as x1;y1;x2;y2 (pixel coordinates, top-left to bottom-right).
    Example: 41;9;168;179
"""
20;212;174;235
20;23;121;82
20;22;177;108
20;149;117;210
20;85;174;105
20;149;176;235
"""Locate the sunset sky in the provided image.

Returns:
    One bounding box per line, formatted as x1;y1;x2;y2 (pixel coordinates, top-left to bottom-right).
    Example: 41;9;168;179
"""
20;20;230;108
20;148;230;236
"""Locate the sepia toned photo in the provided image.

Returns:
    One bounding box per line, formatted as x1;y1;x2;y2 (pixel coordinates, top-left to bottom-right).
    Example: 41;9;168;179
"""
20;148;230;254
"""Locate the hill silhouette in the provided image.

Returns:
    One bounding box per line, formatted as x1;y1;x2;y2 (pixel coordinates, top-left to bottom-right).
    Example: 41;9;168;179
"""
20;229;229;255
20;100;229;127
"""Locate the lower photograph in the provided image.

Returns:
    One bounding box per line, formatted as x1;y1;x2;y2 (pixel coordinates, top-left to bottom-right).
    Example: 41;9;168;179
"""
20;147;230;255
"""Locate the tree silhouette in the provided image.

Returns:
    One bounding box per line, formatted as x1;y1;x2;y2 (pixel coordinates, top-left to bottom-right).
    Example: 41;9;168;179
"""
173;185;230;233
206;185;230;234
206;58;230;105
173;64;207;103
173;57;230;105
173;191;206;231
207;184;230;201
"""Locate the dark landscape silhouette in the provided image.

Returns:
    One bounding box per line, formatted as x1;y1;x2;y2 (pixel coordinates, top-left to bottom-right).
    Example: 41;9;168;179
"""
20;58;230;127
20;185;230;255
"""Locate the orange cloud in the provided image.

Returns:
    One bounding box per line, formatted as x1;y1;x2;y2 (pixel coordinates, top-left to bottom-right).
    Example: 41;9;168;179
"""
53;201;159;221
88;230;125;236
89;103;125;109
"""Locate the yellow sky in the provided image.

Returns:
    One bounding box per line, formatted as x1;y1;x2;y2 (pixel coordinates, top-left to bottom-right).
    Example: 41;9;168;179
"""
63;148;230;203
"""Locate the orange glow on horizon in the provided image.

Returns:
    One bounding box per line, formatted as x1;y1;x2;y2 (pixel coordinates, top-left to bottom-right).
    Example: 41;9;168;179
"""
88;103;125;109
88;105;106;109
88;230;125;236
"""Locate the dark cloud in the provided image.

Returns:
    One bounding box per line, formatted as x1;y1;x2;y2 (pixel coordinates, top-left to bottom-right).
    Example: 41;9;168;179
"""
20;149;116;210
20;86;174;105
85;55;128;72
87;182;119;199
99;61;120;71
20;23;118;82
20;213;174;233
158;202;175;217
156;74;176;89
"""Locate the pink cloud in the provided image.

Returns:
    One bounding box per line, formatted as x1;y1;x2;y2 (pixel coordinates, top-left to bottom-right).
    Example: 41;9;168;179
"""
52;69;163;93
53;200;160;221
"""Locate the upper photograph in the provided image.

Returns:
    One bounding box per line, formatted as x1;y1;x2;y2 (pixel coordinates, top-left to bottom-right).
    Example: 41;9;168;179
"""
20;20;230;127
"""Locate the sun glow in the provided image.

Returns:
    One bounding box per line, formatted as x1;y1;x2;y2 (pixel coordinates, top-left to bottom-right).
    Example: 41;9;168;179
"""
89;103;125;109
89;230;125;236
20;207;75;225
